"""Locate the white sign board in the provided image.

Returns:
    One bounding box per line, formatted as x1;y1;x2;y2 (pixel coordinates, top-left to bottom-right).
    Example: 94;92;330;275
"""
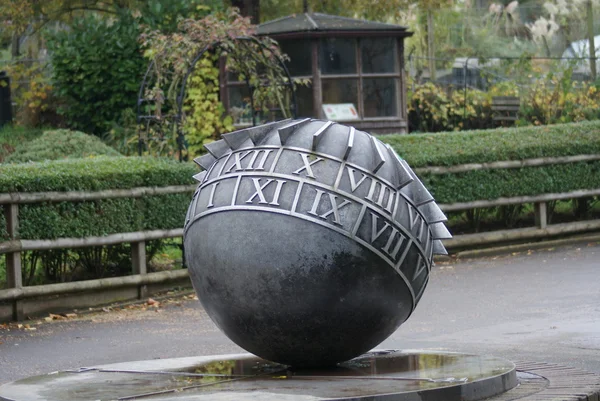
322;103;359;121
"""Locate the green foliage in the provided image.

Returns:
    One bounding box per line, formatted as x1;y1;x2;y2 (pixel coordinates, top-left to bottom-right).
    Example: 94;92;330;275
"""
5;129;121;163
0;156;195;192
183;55;234;157
0;156;195;283
0;125;43;162
138;0;221;33
422;161;600;204
0;156;195;239
381;120;600;168
140;8;293;158
379;120;600;205
407;82;493;132
2;60;58;128
45;10;145;136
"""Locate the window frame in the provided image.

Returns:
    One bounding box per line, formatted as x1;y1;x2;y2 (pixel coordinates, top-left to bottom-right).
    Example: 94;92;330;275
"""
222;36;403;127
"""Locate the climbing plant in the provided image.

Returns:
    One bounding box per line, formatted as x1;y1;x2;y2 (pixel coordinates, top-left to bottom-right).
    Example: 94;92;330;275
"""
139;7;296;159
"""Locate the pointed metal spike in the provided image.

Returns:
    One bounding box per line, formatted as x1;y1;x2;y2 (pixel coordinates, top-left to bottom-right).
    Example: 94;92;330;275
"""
430;223;452;240
204;140;232;158
410;179;435;206
419;202;447;223
384;144;414;190
247;119;292;145
370;136;386;173
432;240;448;255
192;171;207;183
395;159;415;189
221;130;251;150
278;118;311;144
195;153;217;171
343;127;355;161
312;121;334;151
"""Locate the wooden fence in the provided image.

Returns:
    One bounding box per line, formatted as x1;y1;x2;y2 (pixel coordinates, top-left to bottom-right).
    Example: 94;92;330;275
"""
2;155;600;321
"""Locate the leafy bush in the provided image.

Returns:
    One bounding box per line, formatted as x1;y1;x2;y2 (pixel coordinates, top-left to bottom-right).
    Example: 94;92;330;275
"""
407;82;493;132
380;120;600;205
183;54;234;157
2;60;59;128
0;156;195;192
5;129;121;163
0;156;196;284
422;162;600;204
0;125;43;162
381;120;600;168
45;10;145;136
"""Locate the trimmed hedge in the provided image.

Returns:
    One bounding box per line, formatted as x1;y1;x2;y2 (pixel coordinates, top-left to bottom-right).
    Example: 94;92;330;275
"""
5;129;121;163
0;126;43;163
380;120;600;168
0;157;196;241
423;162;600;204
0;156;195;192
378;120;600;204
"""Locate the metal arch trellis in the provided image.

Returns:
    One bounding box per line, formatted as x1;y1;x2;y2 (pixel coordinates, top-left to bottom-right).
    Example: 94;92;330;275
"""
136;36;298;160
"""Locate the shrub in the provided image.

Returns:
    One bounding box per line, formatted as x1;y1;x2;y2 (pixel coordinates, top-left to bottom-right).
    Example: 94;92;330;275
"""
381;120;600;168
0;156;196;284
380;120;600;204
0;125;43;162
183;54;234;158
45;10;145;136
5;129;121;163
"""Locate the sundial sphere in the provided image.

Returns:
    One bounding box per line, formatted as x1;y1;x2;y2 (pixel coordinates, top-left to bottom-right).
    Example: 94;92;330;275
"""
183;119;451;367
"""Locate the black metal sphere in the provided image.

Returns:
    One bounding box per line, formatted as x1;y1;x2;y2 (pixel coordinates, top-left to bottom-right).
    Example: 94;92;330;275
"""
184;119;450;367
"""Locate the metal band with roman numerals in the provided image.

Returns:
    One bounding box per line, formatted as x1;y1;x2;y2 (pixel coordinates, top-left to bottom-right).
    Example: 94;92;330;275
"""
185;119;451;308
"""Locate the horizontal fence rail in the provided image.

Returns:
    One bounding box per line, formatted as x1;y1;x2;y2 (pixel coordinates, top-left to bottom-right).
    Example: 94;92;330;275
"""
2;167;600;321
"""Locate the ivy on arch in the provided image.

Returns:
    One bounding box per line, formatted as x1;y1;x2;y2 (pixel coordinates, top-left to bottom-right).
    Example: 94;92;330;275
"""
137;8;298;160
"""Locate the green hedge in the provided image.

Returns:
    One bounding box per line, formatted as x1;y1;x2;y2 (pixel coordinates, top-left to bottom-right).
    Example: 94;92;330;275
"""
381;120;600;168
0;157;196;241
378;120;600;204
5;129;121;163
423;162;600;204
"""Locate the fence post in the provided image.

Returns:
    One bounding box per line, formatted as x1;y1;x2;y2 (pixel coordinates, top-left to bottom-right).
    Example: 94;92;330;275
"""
131;241;147;299
534;202;548;229
4;203;23;320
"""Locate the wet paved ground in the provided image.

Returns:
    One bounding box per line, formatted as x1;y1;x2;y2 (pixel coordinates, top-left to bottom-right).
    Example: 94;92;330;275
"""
1;243;599;385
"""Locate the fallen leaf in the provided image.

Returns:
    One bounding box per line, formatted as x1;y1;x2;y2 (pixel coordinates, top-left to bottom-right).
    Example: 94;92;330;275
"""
65;313;77;319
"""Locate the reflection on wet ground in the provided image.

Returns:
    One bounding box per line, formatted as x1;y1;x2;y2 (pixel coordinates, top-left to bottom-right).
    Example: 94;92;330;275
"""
0;350;517;401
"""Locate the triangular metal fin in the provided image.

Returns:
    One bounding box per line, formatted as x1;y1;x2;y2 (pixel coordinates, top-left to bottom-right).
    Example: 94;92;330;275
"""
432;240;448;255
193;171;207;183
370;136;386;173
278;118;311;144
385;144;414;190
222;130;251;150
312;121;334;151
204;140;232;158
419;202;447;223
247;119;292;145
409;179;435;206
395;159;415;189
194;153;217;171
343;127;355;161
430;222;452;240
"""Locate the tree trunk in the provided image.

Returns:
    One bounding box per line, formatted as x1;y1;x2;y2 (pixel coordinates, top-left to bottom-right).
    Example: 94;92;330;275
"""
232;0;260;24
11;33;20;59
587;0;597;80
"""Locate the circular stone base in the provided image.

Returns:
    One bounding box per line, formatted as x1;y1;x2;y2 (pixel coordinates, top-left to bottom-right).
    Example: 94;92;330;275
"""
0;350;517;401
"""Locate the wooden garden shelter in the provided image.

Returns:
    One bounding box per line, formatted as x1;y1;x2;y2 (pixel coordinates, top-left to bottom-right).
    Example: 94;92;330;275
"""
223;13;413;134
